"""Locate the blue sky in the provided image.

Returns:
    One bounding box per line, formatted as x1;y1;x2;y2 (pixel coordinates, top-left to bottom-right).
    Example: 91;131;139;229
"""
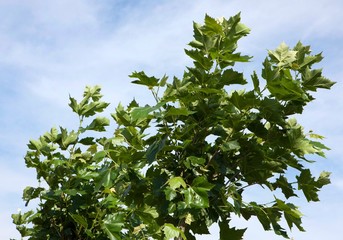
1;0;342;239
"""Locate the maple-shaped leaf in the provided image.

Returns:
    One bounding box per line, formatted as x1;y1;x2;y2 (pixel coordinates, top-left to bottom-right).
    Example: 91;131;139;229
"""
268;42;297;68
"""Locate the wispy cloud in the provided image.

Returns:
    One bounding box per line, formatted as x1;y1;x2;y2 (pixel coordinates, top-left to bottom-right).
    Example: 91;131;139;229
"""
1;0;342;239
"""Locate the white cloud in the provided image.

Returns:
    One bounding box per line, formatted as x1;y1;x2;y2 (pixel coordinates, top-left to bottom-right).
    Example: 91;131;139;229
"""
1;0;342;239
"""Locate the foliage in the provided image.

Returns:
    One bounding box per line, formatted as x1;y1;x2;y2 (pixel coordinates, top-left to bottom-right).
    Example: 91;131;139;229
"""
12;13;334;240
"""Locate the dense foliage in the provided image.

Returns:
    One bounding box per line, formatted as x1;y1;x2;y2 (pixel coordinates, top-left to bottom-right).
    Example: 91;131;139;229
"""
12;14;334;240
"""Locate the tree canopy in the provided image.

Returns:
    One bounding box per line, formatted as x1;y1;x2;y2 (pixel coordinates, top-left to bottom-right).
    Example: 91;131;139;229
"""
12;13;335;240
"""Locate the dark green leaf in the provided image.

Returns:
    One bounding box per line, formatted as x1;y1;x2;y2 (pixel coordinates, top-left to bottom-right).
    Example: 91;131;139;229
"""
296;169;331;202
146;135;167;164
251;71;260;94
79;137;95;145
185;49;213;70
220;69;247;86
219;220;246;240
23;187;45;206
95;168;112;191
220;140;240;152
302;67;335;91
184;156;205;168
273;175;298;199
69;213;88;229
192;176;214;191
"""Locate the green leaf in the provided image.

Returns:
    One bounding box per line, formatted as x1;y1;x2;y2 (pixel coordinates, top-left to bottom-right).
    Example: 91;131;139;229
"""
317;171;331;188
273;175;298;199
121;126;144;149
80;101;110;117
251;71;260;94
83;85;103;101
93;150;107;162
142;205;159;219
185;213;194;225
79;137;95;145
265;70;307;101
43;127;60;143
184;156;205;168
102;213;125;240
183;187;209;208
292;137;318;156
131;102;165;124
297;169;331;201
192;176;214;191
61;128;78;150
165;106;195;117
127;99;139;110
220;69;247;86
27;139;42;151
146;135;167;164
219;220;246;240
220;140;240;152
184;49;213;70
268;42;297;68
249;202;271;231
203;14;223;35
275;198;304;231
163;223;181;240
112;103;131;126
302;67;335;91
164;187;177;201
160;74;169;87
95;167;111;191
130;71;159;89
12;210;35;225
69;213;88;229
23;187;45;206
69;96;79;114
168;176;187;190
260;98;284;123
84;117;110;132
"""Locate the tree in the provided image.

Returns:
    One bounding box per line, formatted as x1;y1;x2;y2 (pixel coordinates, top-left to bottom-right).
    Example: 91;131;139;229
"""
12;13;335;240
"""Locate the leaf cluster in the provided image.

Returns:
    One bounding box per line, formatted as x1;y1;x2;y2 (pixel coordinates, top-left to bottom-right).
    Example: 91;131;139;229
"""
13;13;334;240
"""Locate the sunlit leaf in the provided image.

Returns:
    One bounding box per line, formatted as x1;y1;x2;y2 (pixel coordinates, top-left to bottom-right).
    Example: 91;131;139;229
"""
168;176;187;190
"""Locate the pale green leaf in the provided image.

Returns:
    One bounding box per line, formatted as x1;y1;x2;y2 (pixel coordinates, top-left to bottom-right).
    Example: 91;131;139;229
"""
268;42;297;68
102;213;125;240
168;176;187;190
163;223;180;240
